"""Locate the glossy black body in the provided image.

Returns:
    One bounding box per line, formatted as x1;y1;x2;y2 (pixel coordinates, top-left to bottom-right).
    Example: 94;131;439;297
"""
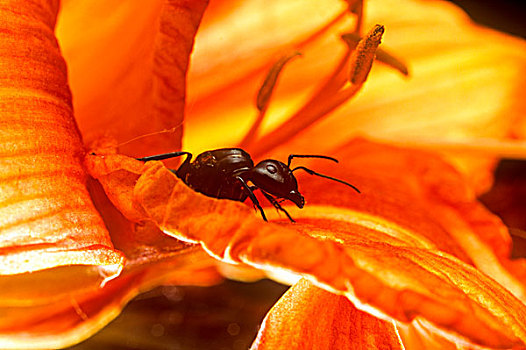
137;147;359;222
176;148;253;202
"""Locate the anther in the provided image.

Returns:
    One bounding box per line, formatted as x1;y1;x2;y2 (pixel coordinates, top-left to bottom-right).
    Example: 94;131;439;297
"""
348;24;385;85
342;32;409;76
256;51;302;112
240;52;301;148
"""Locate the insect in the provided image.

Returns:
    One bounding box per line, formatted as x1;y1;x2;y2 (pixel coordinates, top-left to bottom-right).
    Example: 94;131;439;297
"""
137;148;359;222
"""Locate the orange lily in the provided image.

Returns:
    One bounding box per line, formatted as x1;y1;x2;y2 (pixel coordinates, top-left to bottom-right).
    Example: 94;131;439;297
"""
1;0;526;349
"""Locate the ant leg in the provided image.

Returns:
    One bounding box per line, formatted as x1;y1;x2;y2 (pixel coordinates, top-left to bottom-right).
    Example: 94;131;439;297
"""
235;176;268;222
287;154;338;167
291;166;361;193
247;185;291;221
261;191;296;223
137;151;192;162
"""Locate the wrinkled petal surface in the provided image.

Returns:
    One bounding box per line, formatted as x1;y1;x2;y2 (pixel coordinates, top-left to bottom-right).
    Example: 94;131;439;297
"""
88;139;526;348
4;0;525;348
0;0;123;275
0;1;219;348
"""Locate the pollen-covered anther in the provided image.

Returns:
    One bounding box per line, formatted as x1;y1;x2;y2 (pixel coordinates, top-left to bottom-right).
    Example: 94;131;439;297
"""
342;32;409;76
243;25;389;158
348;24;385;85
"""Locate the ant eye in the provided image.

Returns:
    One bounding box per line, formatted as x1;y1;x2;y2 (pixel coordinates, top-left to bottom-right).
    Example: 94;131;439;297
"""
266;164;277;174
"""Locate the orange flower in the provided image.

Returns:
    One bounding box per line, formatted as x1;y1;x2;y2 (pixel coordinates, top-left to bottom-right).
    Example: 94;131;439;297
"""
1;0;525;349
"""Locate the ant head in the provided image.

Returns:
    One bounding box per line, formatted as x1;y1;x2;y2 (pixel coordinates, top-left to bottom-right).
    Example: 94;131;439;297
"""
250;159;305;208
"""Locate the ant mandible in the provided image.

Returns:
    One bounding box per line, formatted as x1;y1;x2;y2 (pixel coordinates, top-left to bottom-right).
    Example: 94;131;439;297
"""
137;148;359;222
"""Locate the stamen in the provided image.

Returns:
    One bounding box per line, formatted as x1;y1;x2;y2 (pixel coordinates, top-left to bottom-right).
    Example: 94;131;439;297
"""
238;9;351;149
342;32;409;76
239;52;301;149
342;33;409;76
295;10;349;51
345;0;364;34
256;52;302;112
296;48;352;110
348;24;384;85
249;25;386;158
250;75;362;158
375;48;409;76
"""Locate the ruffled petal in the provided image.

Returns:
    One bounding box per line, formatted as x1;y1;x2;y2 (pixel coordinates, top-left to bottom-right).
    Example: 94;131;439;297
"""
0;244;216;349
7;0;522;348
91;139;526;348
298;139;526;301
251;278;404;350
0;1;217;348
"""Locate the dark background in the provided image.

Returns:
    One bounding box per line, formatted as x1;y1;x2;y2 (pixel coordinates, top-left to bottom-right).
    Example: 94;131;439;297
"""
450;0;525;38
68;2;525;349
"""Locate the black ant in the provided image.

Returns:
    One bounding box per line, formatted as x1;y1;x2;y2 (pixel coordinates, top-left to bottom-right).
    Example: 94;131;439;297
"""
137;148;359;222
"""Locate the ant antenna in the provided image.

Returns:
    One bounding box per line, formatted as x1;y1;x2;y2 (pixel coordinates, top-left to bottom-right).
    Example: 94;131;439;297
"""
291;166;360;193
287;154;339;167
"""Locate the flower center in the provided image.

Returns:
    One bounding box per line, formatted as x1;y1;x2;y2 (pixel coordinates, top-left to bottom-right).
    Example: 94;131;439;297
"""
238;2;408;158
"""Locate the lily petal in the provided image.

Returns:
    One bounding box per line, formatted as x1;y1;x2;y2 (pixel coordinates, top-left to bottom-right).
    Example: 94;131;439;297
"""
298;139;526;301
251;278;404;350
56;0;209;156
0;1;219;348
0;244;216;349
0;0;123;275
5;0;524;348
90;138;526;348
